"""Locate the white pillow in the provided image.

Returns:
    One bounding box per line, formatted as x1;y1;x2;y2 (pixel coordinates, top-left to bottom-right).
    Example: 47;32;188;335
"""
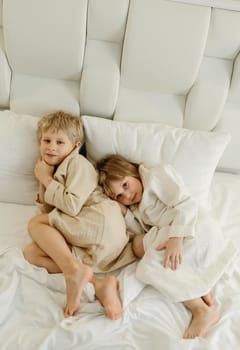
0;110;40;204
82;116;231;206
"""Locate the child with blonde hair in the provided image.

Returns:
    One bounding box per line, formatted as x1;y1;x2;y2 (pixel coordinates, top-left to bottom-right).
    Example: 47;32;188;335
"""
24;112;136;320
97;154;239;339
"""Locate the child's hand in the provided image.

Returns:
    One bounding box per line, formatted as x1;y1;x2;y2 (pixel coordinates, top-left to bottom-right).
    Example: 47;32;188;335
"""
34;159;54;187
156;237;183;270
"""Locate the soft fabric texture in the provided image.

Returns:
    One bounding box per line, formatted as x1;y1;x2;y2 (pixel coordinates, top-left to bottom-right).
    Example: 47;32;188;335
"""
1;172;240;349
130;163;239;302
137;220;238;302
43;151;136;273
82;116;230;206
130;163;198;240
0;110;40;205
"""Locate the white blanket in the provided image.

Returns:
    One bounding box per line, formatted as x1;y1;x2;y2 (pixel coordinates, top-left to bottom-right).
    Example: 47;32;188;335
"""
136;214;239;302
0;172;240;349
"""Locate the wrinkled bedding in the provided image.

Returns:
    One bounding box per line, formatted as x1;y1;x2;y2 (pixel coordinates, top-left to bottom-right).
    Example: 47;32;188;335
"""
0;172;240;350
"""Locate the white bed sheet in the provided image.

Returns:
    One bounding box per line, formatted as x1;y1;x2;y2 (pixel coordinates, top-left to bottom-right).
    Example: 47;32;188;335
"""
0;173;240;350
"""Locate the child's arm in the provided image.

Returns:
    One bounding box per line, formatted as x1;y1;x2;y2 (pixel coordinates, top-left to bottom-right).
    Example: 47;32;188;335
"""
38;183;45;204
44;155;98;216
34;159;54;189
142;163;198;240
140;163;199;270
34;160;55;213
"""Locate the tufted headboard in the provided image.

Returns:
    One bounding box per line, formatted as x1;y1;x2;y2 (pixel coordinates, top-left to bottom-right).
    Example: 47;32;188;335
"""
0;0;239;171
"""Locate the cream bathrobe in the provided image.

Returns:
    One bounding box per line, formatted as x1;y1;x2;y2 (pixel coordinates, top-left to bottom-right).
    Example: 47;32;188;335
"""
129;163;239;302
38;150;136;273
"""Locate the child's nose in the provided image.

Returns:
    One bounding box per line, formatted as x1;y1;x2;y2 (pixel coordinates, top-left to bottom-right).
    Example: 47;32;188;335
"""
48;142;56;150
126;191;131;199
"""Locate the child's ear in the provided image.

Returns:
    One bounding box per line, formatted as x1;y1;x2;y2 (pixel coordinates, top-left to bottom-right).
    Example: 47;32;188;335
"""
75;141;81;149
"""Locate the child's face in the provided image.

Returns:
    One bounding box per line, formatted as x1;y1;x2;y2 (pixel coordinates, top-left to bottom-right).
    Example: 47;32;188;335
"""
40;129;79;166
109;176;143;206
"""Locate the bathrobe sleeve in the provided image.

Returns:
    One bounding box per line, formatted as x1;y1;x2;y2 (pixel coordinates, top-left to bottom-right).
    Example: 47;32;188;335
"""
139;164;199;239
44;154;98;217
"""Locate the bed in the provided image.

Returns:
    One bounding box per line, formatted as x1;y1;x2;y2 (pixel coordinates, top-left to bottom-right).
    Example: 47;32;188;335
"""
1;0;240;349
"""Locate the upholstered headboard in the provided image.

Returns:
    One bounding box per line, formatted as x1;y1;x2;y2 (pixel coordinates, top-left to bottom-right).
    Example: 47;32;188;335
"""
0;0;239;171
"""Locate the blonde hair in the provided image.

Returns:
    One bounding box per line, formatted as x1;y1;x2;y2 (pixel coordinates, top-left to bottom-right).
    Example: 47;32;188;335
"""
37;111;84;145
97;154;140;197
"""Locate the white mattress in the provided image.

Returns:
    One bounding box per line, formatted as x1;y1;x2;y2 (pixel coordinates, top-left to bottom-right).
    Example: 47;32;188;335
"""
0;172;240;350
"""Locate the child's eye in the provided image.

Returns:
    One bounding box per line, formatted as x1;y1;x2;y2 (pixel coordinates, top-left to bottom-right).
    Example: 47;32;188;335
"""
122;182;128;189
116;194;122;200
57;141;64;145
43;139;50;143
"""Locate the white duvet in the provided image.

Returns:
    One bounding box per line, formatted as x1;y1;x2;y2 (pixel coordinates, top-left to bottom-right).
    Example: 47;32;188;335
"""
0;172;240;350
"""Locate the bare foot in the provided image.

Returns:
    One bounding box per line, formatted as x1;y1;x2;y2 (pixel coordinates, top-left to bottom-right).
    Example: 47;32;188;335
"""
183;305;220;339
64;262;93;317
202;292;214;307
93;276;122;320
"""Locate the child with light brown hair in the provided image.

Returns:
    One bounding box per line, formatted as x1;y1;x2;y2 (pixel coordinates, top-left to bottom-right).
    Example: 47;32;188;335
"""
97;154;239;339
23;112;136;320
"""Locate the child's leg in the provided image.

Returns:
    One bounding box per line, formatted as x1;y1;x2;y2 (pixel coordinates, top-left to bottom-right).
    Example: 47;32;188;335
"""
183;297;220;339
24;241;62;273
24;240;122;319
132;234;145;258
28;214;93;317
93;276;122;320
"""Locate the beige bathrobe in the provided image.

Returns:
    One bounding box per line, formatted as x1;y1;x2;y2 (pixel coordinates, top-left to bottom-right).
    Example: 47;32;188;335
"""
129;163;239;302
39;150;136;273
